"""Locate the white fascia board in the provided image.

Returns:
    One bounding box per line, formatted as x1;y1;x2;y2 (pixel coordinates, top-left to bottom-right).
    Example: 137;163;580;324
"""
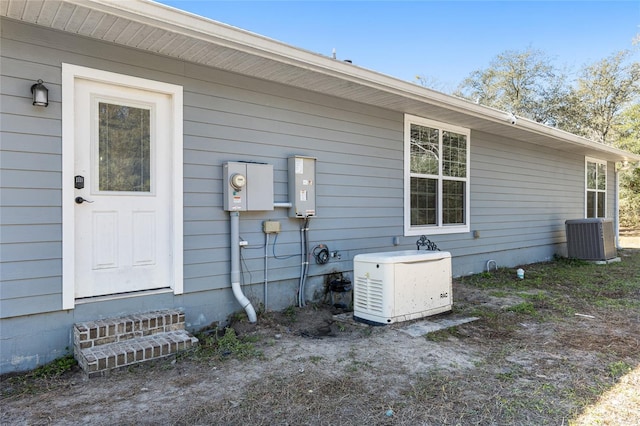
515;117;640;162
70;1;640;163
62;3;520;119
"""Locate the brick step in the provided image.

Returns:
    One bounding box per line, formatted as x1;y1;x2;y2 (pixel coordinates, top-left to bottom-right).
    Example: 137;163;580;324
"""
77;330;198;377
74;309;186;349
73;309;198;377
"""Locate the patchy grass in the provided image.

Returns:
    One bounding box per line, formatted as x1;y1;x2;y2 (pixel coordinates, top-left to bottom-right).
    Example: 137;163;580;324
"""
173;251;639;425
459;252;640;314
193;327;263;361
30;354;77;379
2;250;639;425
572;365;640;425
506;301;537;315
425;325;465;342
607;361;633;379
1;353;78;398
450;251;640;424
283;305;298;323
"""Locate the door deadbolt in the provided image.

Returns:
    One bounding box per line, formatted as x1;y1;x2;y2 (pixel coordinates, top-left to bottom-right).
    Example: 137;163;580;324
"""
74;175;85;189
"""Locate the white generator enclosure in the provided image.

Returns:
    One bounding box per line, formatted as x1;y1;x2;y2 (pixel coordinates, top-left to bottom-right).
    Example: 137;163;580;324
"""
353;250;452;325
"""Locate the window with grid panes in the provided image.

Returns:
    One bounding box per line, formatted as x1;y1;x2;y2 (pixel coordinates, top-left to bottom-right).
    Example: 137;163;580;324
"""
405;115;470;235
585;158;606;218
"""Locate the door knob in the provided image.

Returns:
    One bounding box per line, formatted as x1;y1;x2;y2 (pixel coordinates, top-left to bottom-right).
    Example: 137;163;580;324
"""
75;196;93;204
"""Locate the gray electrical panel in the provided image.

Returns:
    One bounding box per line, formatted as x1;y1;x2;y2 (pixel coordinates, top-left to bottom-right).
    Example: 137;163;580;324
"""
223;162;274;211
288;156;316;217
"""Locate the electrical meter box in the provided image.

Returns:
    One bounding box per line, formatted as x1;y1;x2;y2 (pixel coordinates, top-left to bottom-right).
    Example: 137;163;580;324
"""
223;162;274;211
288;156;316;217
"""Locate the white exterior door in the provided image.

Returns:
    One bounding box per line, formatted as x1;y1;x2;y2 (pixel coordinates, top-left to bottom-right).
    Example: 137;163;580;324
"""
73;78;173;298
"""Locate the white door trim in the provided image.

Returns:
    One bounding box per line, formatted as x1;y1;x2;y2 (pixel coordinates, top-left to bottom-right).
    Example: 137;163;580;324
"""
62;64;183;310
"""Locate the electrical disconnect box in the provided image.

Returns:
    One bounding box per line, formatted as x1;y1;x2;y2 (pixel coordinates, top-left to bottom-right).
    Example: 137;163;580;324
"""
223;162;274;211
288;156;316;217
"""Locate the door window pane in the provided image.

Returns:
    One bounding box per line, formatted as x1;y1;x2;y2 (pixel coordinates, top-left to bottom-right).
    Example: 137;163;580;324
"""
99;102;151;192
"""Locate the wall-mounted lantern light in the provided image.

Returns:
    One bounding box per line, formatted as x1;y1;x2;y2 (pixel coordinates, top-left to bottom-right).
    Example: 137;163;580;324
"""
31;79;49;107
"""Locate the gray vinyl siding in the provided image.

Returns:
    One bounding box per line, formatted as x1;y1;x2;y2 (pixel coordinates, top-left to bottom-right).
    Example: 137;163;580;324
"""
180;67;403;294
390;129;588;275
0;18;619;373
0;18;404;320
1;21;65;321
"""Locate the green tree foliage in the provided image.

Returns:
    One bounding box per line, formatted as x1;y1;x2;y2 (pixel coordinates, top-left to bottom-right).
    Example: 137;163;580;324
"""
454;48;569;124
453;49;639;143
564;50;640;143
614;105;640;227
450;47;640;226
614;103;640;153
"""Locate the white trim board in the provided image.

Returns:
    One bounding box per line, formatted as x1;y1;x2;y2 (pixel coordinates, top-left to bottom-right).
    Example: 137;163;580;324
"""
61;64;183;310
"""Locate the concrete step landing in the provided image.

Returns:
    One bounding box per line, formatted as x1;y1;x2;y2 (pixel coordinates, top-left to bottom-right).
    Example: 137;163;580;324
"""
73;309;198;377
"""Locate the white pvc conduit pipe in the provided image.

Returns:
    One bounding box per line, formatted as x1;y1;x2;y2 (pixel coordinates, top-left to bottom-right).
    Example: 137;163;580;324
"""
230;211;257;323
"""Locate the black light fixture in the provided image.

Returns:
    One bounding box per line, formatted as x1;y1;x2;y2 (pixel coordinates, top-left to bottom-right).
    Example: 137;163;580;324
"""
31;79;49;107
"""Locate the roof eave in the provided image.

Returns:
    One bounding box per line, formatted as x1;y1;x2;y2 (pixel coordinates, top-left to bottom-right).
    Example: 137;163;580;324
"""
4;0;639;163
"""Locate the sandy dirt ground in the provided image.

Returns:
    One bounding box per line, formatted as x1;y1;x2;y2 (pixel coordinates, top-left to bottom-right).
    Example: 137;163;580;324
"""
620;236;640;249
1;249;639;425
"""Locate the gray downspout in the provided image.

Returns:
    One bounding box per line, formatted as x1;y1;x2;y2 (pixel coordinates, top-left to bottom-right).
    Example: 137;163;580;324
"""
230;211;257;323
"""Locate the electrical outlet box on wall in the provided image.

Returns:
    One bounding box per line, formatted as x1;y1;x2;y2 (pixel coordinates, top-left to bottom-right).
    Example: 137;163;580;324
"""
223;162;274;211
263;220;281;233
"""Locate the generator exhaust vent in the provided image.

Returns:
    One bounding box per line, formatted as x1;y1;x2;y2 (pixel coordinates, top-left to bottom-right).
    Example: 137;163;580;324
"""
565;218;616;261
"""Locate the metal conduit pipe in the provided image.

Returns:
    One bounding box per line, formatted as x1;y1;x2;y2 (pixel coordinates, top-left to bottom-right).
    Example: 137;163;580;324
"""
264;233;269;311
230;211;257;323
298;225;305;307
273;202;292;208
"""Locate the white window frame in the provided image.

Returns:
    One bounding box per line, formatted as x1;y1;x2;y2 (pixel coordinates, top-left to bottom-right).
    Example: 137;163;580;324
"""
585;157;607;218
404;115;470;236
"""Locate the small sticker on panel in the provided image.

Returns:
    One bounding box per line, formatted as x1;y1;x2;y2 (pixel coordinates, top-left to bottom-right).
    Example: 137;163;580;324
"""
299;190;307;201
295;158;304;174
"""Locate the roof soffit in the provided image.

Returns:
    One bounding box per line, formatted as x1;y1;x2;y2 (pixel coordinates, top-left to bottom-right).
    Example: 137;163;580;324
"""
2;0;639;163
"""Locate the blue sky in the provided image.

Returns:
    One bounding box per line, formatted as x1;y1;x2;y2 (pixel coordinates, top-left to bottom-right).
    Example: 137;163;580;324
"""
156;1;640;91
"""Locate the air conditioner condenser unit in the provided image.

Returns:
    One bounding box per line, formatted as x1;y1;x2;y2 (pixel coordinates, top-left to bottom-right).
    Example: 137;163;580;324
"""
565;218;617;261
353;250;452;325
